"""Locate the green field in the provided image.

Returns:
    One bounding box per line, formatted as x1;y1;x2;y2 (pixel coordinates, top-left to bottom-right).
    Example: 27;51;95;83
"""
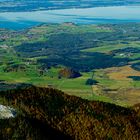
1;23;140;106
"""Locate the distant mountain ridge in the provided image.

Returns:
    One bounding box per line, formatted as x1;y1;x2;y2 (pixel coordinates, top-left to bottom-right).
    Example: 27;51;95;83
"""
0;0;140;12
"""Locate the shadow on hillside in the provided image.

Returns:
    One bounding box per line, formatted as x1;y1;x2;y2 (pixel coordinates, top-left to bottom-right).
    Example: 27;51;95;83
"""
0;116;72;140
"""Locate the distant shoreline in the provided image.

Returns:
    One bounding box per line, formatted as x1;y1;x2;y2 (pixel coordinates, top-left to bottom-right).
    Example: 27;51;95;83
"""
1;4;140;13
1;6;140;30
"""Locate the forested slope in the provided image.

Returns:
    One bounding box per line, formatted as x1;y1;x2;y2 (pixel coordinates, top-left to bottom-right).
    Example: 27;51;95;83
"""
0;86;140;140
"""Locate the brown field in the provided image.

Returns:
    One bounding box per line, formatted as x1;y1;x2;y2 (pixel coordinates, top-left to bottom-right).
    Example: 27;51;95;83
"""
107;88;140;106
93;65;140;106
105;65;140;80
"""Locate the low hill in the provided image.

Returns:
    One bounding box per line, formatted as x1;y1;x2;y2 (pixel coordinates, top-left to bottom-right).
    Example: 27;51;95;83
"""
0;86;140;140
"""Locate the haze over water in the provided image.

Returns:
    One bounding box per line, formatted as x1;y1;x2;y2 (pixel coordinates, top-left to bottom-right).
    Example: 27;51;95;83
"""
1;6;140;29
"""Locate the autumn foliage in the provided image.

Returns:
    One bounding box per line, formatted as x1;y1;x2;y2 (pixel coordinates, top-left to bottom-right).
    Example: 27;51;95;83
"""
0;86;140;140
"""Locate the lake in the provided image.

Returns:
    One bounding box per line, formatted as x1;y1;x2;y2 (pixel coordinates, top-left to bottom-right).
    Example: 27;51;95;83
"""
1;6;140;30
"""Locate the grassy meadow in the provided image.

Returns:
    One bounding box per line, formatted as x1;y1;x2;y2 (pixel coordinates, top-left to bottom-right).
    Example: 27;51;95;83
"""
1;23;140;106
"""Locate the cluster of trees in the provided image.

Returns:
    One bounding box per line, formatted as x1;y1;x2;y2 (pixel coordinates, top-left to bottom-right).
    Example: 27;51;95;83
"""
38;52;128;72
131;62;140;71
112;47;140;54
0;82;32;92
0;86;140;139
14;31;129;72
3;64;26;72
58;68;81;79
128;76;140;81
85;79;98;85
13;23;140;73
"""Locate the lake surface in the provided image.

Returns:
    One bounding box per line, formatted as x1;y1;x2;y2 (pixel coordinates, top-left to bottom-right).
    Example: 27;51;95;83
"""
1;6;140;30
